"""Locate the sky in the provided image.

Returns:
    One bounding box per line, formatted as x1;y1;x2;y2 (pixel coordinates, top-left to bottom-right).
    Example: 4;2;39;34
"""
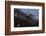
14;8;39;20
19;9;39;20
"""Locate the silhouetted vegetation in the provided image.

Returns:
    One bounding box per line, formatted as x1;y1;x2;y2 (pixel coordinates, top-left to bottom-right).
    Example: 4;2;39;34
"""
14;9;39;27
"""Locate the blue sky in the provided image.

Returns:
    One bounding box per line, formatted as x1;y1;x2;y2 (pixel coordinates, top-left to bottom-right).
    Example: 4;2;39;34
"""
15;8;39;20
19;9;39;20
19;9;39;16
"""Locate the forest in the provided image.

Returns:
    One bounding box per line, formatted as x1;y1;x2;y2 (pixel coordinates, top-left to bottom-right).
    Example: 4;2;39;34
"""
14;9;39;27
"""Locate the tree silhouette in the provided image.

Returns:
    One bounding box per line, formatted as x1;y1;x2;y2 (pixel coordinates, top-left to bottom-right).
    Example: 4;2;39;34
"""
14;9;39;27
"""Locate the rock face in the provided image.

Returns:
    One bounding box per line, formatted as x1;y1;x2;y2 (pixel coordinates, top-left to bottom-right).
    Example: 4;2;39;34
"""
14;9;39;27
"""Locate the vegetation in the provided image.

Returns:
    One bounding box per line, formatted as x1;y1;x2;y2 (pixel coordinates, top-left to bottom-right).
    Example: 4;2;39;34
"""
14;9;39;27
